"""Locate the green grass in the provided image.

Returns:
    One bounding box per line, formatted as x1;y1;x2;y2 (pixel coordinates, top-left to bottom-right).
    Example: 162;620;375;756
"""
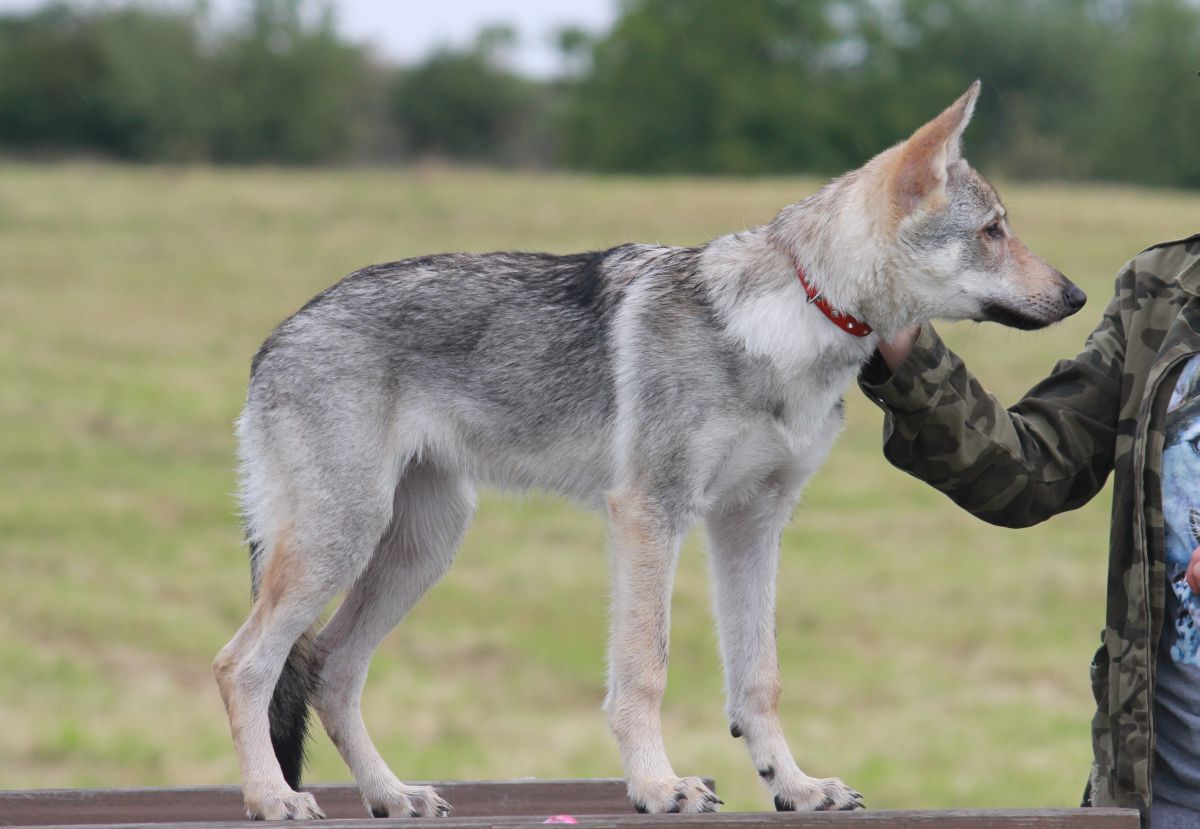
1;162;1197;810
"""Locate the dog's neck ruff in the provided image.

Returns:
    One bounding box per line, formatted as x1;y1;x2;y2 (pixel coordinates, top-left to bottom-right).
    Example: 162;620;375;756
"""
794;264;873;337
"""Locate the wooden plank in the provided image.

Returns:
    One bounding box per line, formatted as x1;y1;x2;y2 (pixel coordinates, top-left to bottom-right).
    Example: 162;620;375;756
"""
1;808;1141;829
0;783;1140;829
307;812;1139;829
0;780;687;825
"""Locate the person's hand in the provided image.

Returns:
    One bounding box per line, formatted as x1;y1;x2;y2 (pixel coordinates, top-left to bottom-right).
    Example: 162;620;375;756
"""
878;325;921;373
1187;547;1200;593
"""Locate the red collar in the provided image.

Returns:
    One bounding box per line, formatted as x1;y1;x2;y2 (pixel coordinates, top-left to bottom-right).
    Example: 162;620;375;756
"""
795;264;873;337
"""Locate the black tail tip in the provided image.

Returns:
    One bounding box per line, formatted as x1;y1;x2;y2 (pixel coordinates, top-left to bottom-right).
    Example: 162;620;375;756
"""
268;633;319;790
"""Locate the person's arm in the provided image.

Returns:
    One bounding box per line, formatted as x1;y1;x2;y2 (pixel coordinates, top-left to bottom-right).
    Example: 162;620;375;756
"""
858;287;1126;528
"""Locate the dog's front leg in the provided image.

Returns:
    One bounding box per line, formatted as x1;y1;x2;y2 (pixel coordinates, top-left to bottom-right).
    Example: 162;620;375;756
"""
604;489;721;814
706;492;864;812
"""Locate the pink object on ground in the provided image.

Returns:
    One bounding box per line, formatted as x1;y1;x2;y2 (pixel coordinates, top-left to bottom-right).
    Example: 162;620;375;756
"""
543;816;578;824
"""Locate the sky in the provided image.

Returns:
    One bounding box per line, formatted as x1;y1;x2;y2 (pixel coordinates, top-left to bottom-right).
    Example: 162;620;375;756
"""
0;0;618;76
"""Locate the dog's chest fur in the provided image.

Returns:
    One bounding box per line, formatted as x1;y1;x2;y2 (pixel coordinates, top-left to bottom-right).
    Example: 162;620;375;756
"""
695;250;879;505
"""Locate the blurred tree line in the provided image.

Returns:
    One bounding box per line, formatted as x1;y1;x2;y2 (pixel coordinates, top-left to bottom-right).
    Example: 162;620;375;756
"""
1;0;1198;186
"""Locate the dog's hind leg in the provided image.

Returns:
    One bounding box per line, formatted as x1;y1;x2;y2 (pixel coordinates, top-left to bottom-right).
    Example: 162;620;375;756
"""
604;489;721;814
313;460;474;819
215;412;402;820
213;509;387;820
705;485;864;812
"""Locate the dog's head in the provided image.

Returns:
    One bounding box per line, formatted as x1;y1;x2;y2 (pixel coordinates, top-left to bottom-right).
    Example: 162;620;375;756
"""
863;81;1085;329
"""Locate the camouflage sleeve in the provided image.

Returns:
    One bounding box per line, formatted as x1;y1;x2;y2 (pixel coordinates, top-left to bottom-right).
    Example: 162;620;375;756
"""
858;289;1126;527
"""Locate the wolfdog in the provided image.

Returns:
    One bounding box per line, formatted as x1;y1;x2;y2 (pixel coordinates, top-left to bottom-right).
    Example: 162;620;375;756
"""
214;81;1086;819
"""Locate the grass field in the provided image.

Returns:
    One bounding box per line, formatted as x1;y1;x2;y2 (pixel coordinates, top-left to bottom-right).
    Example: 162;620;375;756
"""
1;163;1197;811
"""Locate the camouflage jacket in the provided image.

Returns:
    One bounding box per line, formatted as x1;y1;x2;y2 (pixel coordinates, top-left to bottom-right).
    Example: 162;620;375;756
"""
858;234;1200;816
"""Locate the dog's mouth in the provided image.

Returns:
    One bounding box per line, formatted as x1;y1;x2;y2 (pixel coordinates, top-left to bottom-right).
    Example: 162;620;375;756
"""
976;302;1052;331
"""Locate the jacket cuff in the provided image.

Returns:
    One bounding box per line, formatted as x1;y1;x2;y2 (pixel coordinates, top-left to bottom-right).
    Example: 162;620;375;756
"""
859;324;955;414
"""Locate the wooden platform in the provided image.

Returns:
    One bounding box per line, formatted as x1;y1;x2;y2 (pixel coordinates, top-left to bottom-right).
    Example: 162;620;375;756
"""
0;780;1139;828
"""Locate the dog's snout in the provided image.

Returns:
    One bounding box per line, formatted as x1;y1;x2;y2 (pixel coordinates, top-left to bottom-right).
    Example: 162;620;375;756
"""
1061;280;1087;314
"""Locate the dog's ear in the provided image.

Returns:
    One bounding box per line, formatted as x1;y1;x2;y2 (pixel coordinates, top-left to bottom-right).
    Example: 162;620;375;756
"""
892;80;980;216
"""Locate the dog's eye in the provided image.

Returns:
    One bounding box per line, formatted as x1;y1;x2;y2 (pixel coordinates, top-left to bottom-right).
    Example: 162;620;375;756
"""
1189;434;1200;455
983;221;1004;240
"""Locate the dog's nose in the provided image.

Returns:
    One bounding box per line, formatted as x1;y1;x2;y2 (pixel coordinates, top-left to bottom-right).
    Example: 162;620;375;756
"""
1062;282;1087;313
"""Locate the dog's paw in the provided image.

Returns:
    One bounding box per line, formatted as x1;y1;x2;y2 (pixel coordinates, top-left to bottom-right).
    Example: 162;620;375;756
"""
773;776;863;812
630;776;722;814
363;783;451;818
244;789;325;820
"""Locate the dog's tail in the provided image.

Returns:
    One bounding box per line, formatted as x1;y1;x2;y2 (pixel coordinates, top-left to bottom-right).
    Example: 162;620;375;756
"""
249;539;320;791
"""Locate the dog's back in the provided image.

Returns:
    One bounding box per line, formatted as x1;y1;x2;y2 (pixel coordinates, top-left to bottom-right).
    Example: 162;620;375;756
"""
242;244;714;506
